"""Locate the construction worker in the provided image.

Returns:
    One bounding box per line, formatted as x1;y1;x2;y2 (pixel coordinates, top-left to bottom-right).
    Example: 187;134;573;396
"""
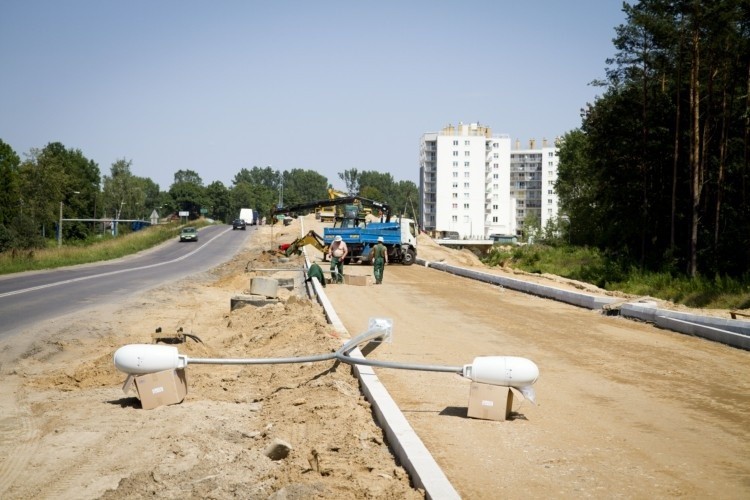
371;236;388;284
327;235;348;283
306;261;326;288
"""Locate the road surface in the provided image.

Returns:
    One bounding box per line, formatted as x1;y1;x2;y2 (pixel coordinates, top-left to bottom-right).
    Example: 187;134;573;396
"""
0;225;251;338
324;263;750;498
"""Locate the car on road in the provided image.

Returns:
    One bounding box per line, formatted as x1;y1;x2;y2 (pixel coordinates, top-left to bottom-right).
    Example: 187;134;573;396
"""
179;227;198;242
232;218;246;230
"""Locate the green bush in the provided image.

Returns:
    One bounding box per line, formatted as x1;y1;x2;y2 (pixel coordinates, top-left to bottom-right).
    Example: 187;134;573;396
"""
482;243;750;310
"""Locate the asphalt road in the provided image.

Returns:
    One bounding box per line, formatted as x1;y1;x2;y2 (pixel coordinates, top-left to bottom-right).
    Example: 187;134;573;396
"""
0;225;253;339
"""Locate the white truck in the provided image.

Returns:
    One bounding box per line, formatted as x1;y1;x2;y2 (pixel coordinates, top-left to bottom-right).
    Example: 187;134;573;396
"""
238;208;255;225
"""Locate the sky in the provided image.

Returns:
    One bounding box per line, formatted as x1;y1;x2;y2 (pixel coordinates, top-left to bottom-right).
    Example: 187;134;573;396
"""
0;1;627;191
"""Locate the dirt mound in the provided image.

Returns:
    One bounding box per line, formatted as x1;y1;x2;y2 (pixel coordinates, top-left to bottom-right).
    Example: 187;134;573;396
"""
0;219;423;499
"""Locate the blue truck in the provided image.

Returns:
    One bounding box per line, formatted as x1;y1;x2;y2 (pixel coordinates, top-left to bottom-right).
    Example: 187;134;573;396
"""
323;217;418;265
273;195;418;265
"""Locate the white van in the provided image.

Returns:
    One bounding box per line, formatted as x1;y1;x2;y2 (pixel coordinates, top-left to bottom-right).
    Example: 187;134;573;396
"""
239;208;255;225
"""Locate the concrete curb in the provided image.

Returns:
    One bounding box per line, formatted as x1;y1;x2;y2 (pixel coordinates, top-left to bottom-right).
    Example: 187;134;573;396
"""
296;231;459;498
418;258;750;351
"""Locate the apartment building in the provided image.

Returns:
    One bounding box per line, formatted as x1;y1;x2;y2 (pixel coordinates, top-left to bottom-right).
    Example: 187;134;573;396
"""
419;122;559;239
510;137;560;235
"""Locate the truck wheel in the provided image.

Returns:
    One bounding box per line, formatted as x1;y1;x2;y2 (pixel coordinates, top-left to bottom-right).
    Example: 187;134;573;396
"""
402;248;416;266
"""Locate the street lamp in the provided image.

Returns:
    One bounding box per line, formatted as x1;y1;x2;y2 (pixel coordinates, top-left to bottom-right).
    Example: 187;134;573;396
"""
275;167;284;209
58;191;80;247
114;201;125;236
560;214;571;244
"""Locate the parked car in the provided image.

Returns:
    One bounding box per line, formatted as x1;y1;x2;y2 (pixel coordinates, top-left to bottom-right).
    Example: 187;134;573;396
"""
179;227;198;242
232;218;246;230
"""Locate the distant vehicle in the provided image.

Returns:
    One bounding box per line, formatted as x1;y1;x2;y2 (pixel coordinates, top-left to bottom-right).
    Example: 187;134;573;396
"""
179;227;198;242
239;208;255;225
232;218;246;230
490;234;518;245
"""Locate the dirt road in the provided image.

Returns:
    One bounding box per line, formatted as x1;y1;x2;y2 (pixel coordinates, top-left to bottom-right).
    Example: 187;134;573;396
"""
0;215;748;499
325;256;750;498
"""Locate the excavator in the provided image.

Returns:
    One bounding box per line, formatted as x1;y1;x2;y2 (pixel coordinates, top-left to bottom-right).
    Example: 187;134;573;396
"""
318;188;348;221
279;230;329;259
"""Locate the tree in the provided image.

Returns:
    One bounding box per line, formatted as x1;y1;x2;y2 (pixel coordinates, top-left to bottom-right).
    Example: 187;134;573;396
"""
0;139;21;227
281;169;328;207
169;170;206;219
567;0;750;277
339;169;360;195
205;181;230;222
18;148;67;243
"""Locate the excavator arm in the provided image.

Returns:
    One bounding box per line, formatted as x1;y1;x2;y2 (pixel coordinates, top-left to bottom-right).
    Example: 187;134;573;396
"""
282;230;329;257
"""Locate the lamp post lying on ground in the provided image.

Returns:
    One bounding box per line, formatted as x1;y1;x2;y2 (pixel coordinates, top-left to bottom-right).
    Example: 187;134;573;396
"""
113;319;540;401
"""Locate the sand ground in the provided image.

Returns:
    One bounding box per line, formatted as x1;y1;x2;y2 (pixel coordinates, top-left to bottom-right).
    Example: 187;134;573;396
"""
0;215;748;499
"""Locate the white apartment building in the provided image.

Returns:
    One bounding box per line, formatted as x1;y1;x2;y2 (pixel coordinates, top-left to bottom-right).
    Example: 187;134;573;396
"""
419;122;559;239
510;137;560;235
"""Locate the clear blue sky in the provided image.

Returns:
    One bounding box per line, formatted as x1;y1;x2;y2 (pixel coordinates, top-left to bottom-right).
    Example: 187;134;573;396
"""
0;1;627;191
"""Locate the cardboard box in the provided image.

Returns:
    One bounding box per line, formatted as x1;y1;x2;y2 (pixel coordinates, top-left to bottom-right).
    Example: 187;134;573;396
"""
467;382;520;421
132;369;188;410
343;274;369;286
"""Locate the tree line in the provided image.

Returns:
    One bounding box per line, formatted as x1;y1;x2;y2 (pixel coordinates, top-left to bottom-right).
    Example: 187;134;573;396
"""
0;139;419;252
555;0;750;278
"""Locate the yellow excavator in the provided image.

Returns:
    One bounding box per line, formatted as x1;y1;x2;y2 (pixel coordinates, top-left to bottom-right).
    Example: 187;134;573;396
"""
318;188;348;222
279;230;329;259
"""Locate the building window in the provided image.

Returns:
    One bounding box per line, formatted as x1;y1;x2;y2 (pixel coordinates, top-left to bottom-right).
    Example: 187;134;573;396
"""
493;204;498;210
493;142;498;148
453;140;458;146
453;161;458;167
463;161;469;167
464;172;470;178
548;189;553;194
548;199;553;204
492;216;498;223
463;203;469;209
464;182;470;188
453;151;458;156
453;172;458;178
465;151;470;157
452;193;458;198
453;182;458;188
548;180;554;185
493;163;498;169
493;173;498;179
464;140;470;146
493;153;498;158
452;203;458;209
464;192;470;198
493;184;498;190
452;215;458;222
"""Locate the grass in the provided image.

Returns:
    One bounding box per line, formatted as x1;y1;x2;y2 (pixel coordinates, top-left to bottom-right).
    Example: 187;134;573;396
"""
0;221;211;275
483;244;750;310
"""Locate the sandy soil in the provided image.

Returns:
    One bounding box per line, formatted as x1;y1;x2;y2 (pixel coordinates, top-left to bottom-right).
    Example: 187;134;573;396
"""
0;220;422;499
0;215;748;499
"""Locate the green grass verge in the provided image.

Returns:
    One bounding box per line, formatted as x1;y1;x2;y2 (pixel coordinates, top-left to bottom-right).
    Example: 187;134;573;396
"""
483;244;750;310
0;221;211;275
